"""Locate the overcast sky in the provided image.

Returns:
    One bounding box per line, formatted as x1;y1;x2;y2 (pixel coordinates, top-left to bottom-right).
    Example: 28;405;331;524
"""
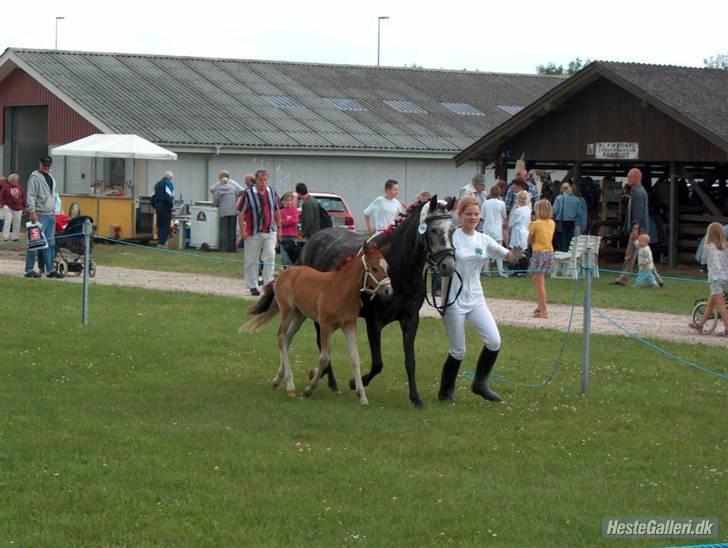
2;0;727;73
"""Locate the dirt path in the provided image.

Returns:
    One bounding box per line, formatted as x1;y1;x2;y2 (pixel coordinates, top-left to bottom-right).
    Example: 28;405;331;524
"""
1;257;725;348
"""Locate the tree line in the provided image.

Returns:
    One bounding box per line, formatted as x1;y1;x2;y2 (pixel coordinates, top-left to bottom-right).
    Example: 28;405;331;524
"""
536;55;728;75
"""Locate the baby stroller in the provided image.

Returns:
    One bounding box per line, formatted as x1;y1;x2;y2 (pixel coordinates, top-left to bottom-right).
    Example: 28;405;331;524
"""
54;215;96;277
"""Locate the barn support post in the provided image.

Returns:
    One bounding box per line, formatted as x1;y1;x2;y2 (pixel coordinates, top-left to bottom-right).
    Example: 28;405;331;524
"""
494;149;507;182
669;162;678;270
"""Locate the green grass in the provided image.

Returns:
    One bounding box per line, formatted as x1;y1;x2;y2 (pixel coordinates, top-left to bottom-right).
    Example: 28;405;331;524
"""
0;276;725;546
482;272;707;316
90;241;706;315
91;241;245;277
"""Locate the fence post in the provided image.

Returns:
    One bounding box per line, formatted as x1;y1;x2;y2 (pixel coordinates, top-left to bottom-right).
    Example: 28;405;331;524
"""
82;219;92;325
581;247;593;395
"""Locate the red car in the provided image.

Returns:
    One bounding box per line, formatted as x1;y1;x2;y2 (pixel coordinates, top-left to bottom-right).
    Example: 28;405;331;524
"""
296;191;356;231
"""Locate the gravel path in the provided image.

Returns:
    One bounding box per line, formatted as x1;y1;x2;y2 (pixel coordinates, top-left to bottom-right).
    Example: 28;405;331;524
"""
1;256;725;348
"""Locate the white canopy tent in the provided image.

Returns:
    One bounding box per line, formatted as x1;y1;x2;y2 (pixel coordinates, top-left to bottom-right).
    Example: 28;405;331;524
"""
52;134;177;197
51;134;177;160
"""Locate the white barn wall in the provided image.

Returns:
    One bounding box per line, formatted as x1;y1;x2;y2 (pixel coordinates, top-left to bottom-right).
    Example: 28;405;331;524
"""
146;154;209;204
149;152;486;229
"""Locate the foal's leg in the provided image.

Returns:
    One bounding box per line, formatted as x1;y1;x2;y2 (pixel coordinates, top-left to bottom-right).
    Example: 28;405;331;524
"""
304;325;332;397
273;311;291;390
315;321;340;393
276;309;297;396
343;322;368;406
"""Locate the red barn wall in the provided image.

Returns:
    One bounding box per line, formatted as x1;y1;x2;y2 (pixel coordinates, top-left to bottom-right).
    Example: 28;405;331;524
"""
0;68;100;144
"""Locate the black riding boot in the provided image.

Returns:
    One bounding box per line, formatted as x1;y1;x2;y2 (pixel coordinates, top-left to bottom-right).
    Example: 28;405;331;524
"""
438;354;462;402
472;346;502;402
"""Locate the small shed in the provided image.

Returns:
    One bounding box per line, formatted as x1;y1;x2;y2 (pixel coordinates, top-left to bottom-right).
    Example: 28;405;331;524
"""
455;61;728;266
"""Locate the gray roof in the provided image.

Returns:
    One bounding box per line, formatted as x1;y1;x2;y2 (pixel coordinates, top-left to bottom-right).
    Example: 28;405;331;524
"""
4;48;563;153
602;62;728;148
456;61;728;164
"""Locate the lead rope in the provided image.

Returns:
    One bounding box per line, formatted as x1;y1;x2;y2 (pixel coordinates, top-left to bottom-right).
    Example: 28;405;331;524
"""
423;267;463;316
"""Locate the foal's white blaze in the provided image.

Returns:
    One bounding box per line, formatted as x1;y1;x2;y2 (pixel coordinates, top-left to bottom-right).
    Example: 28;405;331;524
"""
379;258;388;272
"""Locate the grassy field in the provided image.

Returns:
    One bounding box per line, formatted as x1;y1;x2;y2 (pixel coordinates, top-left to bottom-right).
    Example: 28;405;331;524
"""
85;240;707;316
91;240;245;278
0;276;725;546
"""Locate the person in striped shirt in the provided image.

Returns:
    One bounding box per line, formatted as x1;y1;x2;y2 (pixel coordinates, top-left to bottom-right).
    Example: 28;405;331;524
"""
237;169;282;296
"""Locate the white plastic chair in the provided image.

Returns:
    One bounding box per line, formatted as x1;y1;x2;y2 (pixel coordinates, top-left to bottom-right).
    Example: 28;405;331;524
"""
552;235;602;279
580;235;602;278
551;236;585;279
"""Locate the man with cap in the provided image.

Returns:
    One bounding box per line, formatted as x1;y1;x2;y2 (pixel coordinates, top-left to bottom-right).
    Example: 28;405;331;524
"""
458;174;488;230
25;155;62;278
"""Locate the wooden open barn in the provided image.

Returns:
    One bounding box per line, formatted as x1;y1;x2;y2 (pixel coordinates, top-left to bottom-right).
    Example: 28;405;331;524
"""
455;61;728;267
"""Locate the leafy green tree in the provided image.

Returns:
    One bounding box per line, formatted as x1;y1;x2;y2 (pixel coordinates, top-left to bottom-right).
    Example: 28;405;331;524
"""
536;62;565;75
537;58;591;76
567;58;589;74
704;53;728;69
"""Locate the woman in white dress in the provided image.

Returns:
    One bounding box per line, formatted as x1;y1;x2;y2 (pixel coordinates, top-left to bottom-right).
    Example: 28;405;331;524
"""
508;190;531;276
438;196;522;403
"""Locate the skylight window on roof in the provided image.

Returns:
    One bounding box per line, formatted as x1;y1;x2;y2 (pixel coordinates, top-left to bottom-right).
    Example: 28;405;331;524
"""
262;95;304;109
497;105;524;116
384;99;427;114
326;97;368;112
440;102;485;116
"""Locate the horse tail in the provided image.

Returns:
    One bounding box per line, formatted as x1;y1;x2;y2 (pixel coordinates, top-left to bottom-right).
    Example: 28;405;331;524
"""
240;282;279;333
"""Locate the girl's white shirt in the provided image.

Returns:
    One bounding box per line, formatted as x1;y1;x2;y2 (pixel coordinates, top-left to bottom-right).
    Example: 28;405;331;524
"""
446;228;508;314
702;242;728;282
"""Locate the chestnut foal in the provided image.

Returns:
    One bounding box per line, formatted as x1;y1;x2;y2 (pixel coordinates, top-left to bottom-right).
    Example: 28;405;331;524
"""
242;242;392;405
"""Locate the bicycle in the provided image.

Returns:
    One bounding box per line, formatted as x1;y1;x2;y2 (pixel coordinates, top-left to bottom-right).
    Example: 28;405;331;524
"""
691;288;728;334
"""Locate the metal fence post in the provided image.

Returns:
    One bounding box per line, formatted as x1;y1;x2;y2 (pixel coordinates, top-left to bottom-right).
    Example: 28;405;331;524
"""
82;219;92;325
582;247;592;395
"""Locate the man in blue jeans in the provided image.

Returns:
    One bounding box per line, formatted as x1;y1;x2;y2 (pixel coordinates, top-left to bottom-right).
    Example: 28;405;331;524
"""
25;156;63;279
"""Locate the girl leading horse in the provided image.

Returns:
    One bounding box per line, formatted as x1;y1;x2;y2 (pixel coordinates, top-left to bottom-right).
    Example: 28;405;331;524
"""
298;195;457;408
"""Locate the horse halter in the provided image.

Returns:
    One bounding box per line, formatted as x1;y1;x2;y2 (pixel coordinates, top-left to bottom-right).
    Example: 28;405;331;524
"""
360;255;392;301
421;212;456;269
419;207;463;316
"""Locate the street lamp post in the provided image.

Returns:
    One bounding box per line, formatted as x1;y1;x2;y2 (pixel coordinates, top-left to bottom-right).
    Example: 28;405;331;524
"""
377;16;389;66
55;16;65;50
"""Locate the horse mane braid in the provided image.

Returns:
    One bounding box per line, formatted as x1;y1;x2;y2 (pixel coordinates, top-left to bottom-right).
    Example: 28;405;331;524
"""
394;200;425;227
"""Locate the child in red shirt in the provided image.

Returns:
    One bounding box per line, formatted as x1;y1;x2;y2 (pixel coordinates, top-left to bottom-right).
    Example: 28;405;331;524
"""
279;191;300;267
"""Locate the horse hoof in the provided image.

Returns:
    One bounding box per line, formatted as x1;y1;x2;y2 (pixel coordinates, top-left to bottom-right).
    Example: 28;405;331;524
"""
360;397;369;406
303;387;312;397
287;389;297;397
272;379;280;389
